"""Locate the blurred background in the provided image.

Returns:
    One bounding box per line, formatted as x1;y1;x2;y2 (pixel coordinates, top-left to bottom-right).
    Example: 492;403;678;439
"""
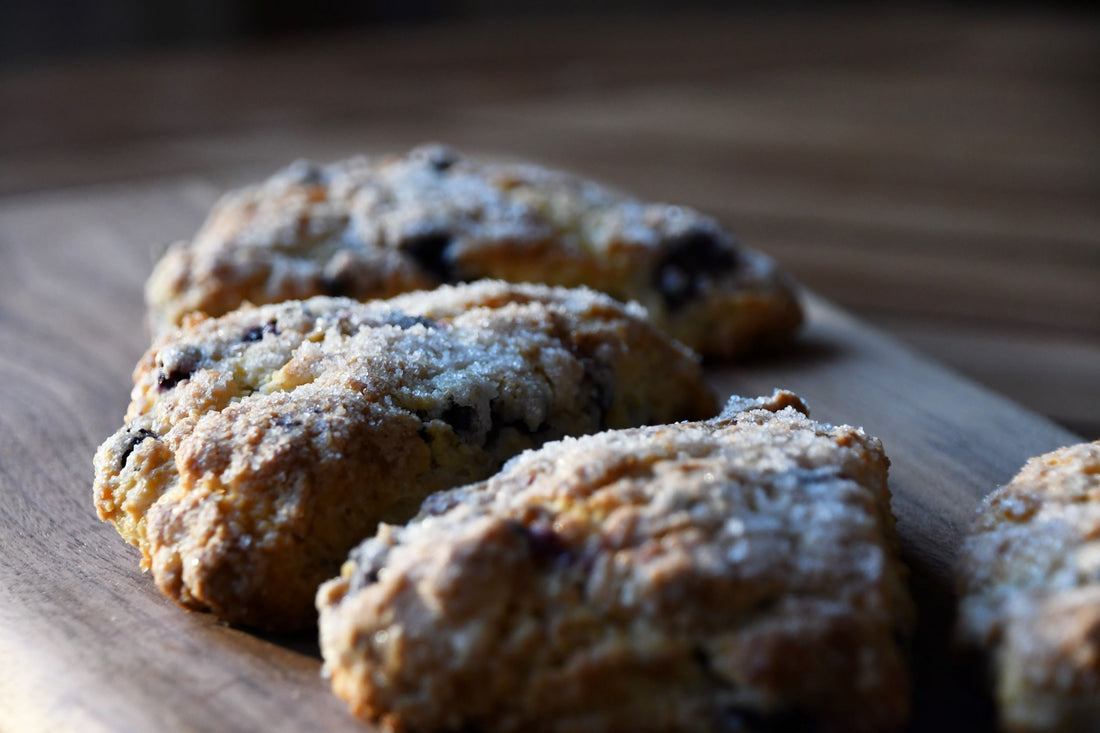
0;0;1092;69
1;0;1097;437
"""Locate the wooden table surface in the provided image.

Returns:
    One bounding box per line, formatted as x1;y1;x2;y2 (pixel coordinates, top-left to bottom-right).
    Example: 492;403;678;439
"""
0;9;1097;732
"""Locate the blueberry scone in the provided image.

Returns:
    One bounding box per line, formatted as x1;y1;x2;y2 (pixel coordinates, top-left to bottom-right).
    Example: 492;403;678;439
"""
145;144;802;358
317;391;914;733
93;281;716;631
955;441;1100;732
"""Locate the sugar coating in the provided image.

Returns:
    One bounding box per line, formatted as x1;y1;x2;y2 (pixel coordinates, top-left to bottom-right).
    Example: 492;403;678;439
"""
956;441;1100;732
317;391;914;733
94;281;716;631
145;144;802;358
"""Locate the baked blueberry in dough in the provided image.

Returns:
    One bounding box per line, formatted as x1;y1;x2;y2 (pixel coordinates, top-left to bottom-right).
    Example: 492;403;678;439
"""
146;144;802;359
955;441;1100;732
93;280;716;631
317;391;914;733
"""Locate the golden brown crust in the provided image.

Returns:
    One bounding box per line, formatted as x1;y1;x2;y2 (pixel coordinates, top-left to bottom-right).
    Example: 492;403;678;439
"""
94;281;716;631
317;392;914;732
955;441;1100;732
145;144;802;358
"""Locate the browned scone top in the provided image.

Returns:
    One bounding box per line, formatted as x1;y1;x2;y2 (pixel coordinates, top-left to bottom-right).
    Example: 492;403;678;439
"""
93;280;717;632
145;144;802;359
317;391;914;733
955;441;1100;732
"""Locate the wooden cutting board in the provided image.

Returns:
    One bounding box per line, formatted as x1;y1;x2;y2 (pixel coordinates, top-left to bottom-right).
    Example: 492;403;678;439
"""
0;180;1081;732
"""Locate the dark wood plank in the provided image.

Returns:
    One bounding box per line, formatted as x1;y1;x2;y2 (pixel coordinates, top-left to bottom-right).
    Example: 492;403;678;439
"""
3;11;1097;196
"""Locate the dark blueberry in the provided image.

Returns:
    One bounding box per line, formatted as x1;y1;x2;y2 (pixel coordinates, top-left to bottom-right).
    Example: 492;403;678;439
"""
440;403;477;434
412;144;459;173
283;159;326;186
242;319;279;343
157;362;196;390
652;227;739;311
157;370;185;390
118;428;158;470
156;345;203;391
505;521;572;569
400;232;457;283
424;146;458;172
386;313;438;330
346;542;390;594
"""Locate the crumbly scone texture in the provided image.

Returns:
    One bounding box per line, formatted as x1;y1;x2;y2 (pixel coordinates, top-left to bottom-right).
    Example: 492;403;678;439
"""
955;441;1100;732
145;144;801;358
93;280;716;631
317;391;914;733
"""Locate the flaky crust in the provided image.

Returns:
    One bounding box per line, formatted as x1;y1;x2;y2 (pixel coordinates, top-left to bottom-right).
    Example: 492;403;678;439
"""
145;144;801;358
94;281;716;631
955;441;1100;732
317;391;914;732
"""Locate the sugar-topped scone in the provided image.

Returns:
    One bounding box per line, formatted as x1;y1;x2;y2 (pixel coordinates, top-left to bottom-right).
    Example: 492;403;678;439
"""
955;441;1100;732
317;391;914;733
93;281;716;631
145;144;802;358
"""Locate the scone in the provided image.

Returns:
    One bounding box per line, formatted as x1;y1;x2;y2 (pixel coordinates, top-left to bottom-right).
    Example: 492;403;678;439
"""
317;391;914;733
955;441;1100;732
145;144;802;358
93;281;716;631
